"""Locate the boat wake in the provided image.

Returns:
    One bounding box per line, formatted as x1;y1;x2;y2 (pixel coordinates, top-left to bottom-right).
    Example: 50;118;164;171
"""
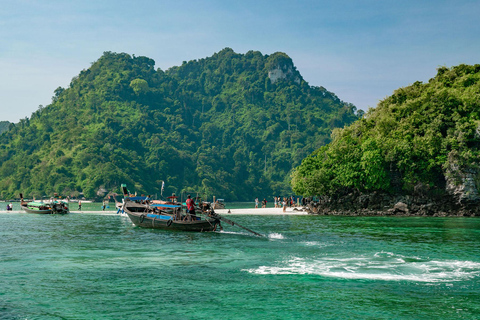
268;233;284;240
244;252;480;282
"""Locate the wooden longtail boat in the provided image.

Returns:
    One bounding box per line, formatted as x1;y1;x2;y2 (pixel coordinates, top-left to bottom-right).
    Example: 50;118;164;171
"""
123;196;220;232
120;185;264;236
213;198;226;209
20;193;69;214
20;200;69;214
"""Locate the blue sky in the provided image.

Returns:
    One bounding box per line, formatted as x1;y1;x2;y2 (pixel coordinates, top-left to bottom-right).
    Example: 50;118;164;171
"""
1;0;479;122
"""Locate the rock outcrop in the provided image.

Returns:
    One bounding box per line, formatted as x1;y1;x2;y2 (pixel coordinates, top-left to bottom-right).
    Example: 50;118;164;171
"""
306;184;480;217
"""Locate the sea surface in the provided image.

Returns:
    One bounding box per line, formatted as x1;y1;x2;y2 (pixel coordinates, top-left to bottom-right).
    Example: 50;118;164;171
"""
1;206;479;319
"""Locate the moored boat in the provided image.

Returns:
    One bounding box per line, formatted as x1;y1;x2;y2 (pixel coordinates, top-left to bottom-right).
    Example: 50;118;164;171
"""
213;198;226;209
20;194;70;214
20;201;69;214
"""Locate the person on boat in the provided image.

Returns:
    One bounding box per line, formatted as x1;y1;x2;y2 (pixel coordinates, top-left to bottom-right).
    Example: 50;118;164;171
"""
186;195;196;221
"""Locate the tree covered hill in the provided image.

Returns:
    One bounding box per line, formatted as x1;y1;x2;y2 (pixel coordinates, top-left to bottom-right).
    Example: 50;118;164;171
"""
0;121;10;135
0;48;360;200
292;64;480;213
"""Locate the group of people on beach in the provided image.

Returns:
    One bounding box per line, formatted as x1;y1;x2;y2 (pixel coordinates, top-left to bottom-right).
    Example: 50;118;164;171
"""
254;196;297;212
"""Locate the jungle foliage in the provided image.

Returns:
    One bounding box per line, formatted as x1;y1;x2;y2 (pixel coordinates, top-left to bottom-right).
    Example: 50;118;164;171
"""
0;48;360;200
292;64;480;198
0;121;10;135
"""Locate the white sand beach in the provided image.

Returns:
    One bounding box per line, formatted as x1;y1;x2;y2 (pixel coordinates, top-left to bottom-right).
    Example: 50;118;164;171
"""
214;207;308;215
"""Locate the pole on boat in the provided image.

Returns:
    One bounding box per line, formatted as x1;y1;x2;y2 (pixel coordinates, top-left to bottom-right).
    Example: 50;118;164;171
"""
210;212;265;237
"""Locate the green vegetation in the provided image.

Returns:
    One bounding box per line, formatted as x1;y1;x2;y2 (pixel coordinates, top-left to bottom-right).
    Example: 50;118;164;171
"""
292;64;480;198
0;121;10;134
0;49;359;200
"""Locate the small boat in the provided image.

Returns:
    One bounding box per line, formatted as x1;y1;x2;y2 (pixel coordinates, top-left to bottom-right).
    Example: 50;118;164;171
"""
20;194;69;214
120;185;264;236
213;199;226;209
123;196;220;232
20;200;69;214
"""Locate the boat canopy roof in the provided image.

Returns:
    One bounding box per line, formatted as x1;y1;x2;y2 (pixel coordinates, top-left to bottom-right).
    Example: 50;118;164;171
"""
27;200;67;206
27;201;49;206
151;204;182;208
126;196;148;201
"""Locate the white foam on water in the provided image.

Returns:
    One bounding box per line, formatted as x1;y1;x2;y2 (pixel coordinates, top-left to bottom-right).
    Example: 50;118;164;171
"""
268;233;284;239
244;253;480;282
218;230;250;236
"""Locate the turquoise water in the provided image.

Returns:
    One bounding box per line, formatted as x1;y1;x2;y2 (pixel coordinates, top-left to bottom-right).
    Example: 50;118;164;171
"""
0;200;280;212
1;212;479;319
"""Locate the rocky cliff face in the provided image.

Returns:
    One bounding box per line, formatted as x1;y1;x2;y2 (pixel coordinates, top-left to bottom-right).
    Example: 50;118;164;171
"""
266;52;302;84
446;167;480;203
268;65;301;84
306;166;480;217
306;188;479;217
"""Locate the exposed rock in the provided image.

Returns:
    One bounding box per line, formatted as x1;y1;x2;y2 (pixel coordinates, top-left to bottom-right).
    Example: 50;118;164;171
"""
305;189;479;217
96;186;108;197
268;66;301;84
445;152;480;203
393;202;409;213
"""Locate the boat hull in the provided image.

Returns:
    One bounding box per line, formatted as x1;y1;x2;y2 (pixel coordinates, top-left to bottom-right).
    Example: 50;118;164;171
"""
21;204;69;214
124;203;218;232
21;205;53;214
125;211;217;232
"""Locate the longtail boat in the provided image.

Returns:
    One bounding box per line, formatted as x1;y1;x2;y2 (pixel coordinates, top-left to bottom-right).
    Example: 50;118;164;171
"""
121;185;264;236
20;194;70;214
123;196;220;232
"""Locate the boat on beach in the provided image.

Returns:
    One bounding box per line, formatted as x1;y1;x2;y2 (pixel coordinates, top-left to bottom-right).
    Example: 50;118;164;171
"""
20;194;69;214
20;200;69;214
213;198;226;209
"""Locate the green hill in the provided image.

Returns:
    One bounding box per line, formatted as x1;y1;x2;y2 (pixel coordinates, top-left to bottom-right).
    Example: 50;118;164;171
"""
0;121;10;134
0;49;360;200
292;64;480;213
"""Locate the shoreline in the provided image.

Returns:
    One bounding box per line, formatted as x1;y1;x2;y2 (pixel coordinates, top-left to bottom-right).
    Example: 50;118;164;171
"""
214;207;308;215
0;207;309;215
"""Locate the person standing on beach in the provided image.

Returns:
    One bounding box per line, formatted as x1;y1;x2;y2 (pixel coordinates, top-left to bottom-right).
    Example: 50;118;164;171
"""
255;198;259;208
282;197;287;212
274;197;278;208
262;198;267;208
78;200;82;211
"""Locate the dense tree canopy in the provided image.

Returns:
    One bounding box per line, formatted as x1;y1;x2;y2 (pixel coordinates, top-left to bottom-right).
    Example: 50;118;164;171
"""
0;121;10;135
0;49;360;200
292;64;480;198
